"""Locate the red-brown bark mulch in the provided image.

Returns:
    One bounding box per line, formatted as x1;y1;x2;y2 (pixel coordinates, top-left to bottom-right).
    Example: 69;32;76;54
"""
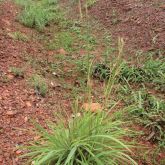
90;0;165;55
0;1;70;164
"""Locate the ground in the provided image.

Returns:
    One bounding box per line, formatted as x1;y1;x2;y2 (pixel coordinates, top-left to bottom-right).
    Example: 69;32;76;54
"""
90;0;165;56
0;1;70;164
0;0;165;164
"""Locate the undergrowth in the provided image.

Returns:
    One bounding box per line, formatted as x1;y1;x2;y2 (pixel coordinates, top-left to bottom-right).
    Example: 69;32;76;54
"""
13;0;165;163
129;91;165;146
23;111;137;165
29;74;48;97
10;67;24;77
16;0;62;31
21;39;139;165
118;59;165;91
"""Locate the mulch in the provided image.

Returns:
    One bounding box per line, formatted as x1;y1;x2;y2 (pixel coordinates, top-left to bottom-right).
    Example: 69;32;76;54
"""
0;0;165;164
90;0;165;55
0;1;70;164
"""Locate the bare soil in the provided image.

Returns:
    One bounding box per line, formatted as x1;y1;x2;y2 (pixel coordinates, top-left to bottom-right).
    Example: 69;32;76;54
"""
90;0;165;55
0;0;165;164
0;1;70;164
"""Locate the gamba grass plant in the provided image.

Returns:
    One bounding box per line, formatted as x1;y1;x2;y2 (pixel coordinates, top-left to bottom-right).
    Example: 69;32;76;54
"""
23;111;137;165
22;38;137;164
104;38;124;108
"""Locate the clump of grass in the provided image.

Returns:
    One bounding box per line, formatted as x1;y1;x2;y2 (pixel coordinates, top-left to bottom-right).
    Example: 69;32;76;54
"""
15;0;32;6
8;31;29;42
17;0;61;31
86;0;97;8
143;59;165;91
120;62;145;83
29;74;48;97
23;110;137;165
48;31;74;51
22;38;137;164
75;54;94;74
119;59;165;91
0;75;10;83
111;9;120;25
92;63;111;80
10;67;24;77
129;91;165;145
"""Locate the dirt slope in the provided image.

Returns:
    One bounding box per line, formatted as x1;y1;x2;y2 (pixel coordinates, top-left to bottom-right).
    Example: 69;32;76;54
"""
0;1;70;164
90;0;165;55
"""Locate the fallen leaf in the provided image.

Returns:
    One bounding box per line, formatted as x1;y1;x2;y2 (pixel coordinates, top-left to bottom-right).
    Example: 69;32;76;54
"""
48;50;54;56
24;116;28;122
7;74;14;80
6;111;17;116
26;101;32;107
34;136;41;141
57;48;67;55
15;150;22;155
160;5;165;10
82;103;102;113
2;19;11;26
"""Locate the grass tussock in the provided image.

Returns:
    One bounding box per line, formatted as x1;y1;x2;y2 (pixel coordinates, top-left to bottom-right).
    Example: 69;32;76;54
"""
16;0;62;31
29;74;48;97
23;111;137;165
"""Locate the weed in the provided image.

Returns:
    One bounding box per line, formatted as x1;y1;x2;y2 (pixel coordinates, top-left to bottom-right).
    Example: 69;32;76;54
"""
75;54;94;74
50;32;74;51
23;110;137;165
0;75;10;83
22;37;138;164
120;62;145;83
17;0;60;31
10;67;24;77
86;0;97;8
119;59;165;91
8;31;29;42
79;33;97;51
29;74;48;97
111;9;120;25
129;91;165;145
93;63;110;80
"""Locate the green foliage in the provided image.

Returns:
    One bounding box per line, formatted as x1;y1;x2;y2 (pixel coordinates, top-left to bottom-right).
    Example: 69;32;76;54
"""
86;0;97;7
143;60;165;91
8;31;29;42
79;33;97;51
129;91;165;145
111;9;120;25
0;75;10;83
120;59;165;91
23;111;137;165
51;32;74;51
10;67;24;77
120;62;145;83
93;63;110;80
15;0;32;6
75;54;94;74
17;0;61;31
29;74;48;97
143;60;165;80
